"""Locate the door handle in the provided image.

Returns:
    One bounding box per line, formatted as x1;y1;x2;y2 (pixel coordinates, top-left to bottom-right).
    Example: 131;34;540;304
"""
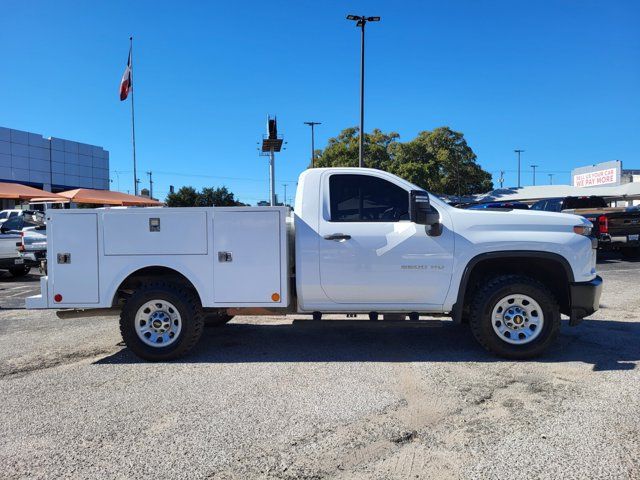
323;233;351;241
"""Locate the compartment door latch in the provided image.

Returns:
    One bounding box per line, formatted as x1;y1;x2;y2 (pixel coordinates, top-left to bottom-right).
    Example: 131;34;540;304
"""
218;251;233;262
57;253;71;264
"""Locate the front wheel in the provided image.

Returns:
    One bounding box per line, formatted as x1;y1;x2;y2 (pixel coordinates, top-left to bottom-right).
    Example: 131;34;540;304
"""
469;275;560;359
119;281;204;361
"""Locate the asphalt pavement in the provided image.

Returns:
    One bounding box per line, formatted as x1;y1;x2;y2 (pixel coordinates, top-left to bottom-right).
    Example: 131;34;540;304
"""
0;254;638;479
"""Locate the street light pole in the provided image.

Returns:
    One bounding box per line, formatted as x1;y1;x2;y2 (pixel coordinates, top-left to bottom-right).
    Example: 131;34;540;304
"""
548;173;554;185
304;121;321;167
531;164;539;186
347;14;380;168
514;149;525;187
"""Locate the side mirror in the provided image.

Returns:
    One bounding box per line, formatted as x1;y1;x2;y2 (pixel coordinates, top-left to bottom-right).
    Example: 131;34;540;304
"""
410;190;442;236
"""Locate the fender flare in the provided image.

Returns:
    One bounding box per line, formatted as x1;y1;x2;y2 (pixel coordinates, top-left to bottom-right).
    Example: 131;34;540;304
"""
451;250;574;323
108;264;207;308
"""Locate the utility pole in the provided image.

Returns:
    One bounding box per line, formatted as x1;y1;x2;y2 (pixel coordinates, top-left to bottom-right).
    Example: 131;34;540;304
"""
269;151;275;206
283;183;287;207
346;14;381;168
548;173;554;185
146;171;153;199
514;149;525;188
260;116;283;206
499;170;505;188
113;170;121;191
531;164;539;186
304;122;321;167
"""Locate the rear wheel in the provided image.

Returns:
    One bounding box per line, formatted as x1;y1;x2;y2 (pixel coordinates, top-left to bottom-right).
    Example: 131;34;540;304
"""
469;275;560;359
9;265;30;277
119;281;204;361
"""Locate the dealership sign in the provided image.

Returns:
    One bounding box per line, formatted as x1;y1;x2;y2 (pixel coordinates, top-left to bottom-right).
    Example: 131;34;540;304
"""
573;168;618;187
571;161;622;188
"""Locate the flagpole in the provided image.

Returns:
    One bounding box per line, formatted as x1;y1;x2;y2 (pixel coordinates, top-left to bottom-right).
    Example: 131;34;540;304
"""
129;36;138;196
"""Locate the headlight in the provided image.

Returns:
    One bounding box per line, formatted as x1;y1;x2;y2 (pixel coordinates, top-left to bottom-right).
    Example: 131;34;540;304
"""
573;225;592;236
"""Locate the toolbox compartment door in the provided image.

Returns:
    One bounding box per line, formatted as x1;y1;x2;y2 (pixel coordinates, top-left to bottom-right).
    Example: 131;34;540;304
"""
103;211;207;256
213;210;283;304
51;213;99;304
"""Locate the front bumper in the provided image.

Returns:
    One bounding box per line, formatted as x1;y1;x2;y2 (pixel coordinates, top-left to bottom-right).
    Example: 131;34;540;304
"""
569;275;603;326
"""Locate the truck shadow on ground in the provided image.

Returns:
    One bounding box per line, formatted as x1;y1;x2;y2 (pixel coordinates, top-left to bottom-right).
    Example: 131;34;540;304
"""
596;251;640;264
97;318;639;372
0;272;41;283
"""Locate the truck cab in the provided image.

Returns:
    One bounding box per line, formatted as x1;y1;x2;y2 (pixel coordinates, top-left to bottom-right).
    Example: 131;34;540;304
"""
27;168;602;361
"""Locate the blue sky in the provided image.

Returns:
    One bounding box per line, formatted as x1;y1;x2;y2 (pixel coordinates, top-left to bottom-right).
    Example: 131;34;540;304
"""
1;0;638;203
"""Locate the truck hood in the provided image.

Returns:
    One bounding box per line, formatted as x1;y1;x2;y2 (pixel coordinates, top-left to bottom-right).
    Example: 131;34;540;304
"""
453;208;591;232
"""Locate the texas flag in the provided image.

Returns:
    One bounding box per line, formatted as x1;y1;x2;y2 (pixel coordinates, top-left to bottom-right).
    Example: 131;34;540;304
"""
119;48;132;101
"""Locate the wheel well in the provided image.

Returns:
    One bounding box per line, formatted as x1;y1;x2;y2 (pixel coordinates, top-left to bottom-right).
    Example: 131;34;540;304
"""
112;266;201;307
459;256;571;322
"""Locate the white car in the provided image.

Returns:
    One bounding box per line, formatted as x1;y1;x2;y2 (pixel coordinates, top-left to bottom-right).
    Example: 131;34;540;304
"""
27;168;602;361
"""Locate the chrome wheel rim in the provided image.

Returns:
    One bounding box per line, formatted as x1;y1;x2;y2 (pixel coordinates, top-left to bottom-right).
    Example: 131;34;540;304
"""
491;294;544;345
135;300;182;347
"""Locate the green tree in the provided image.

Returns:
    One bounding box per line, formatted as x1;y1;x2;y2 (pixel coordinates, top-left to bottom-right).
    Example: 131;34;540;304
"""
165;186;244;207
165;186;199;207
197;186;242;207
390;127;493;195
314;126;493;195
312;127;399;171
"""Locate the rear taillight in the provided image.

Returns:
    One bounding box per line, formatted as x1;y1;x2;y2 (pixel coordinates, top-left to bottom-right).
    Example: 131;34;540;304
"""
598;215;608;234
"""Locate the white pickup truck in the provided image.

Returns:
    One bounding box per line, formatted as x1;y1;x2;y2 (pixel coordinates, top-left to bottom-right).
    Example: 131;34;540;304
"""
27;168;602;361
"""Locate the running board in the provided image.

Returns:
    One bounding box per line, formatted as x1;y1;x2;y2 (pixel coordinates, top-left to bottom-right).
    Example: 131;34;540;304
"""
56;308;121;319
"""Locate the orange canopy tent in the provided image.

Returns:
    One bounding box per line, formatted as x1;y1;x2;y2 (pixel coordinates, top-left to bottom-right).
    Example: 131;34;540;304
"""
0;182;67;201
55;188;163;206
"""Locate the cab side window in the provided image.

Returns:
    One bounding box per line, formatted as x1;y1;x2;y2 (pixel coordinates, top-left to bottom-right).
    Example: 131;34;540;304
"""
329;174;409;222
531;200;547;211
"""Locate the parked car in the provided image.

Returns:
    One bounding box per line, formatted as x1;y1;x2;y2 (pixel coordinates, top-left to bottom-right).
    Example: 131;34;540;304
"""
0;211;46;277
531;196;640;257
0;209;23;225
19;226;47;273
28;167;601;362
0;211;45;234
467;201;529;210
0;229;31;277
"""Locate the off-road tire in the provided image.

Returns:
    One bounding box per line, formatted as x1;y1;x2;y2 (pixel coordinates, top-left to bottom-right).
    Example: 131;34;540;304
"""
469;275;561;359
120;281;204;361
9;265;30;277
204;310;234;327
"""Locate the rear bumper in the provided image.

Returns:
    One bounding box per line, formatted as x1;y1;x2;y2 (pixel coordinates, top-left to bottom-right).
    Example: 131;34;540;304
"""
569;275;603;326
597;234;640;247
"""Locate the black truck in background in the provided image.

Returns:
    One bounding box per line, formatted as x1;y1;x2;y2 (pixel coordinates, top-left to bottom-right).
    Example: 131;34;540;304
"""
531;196;640;258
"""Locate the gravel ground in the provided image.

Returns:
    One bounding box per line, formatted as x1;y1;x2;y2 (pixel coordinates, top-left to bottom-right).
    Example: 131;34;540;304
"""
0;254;638;479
